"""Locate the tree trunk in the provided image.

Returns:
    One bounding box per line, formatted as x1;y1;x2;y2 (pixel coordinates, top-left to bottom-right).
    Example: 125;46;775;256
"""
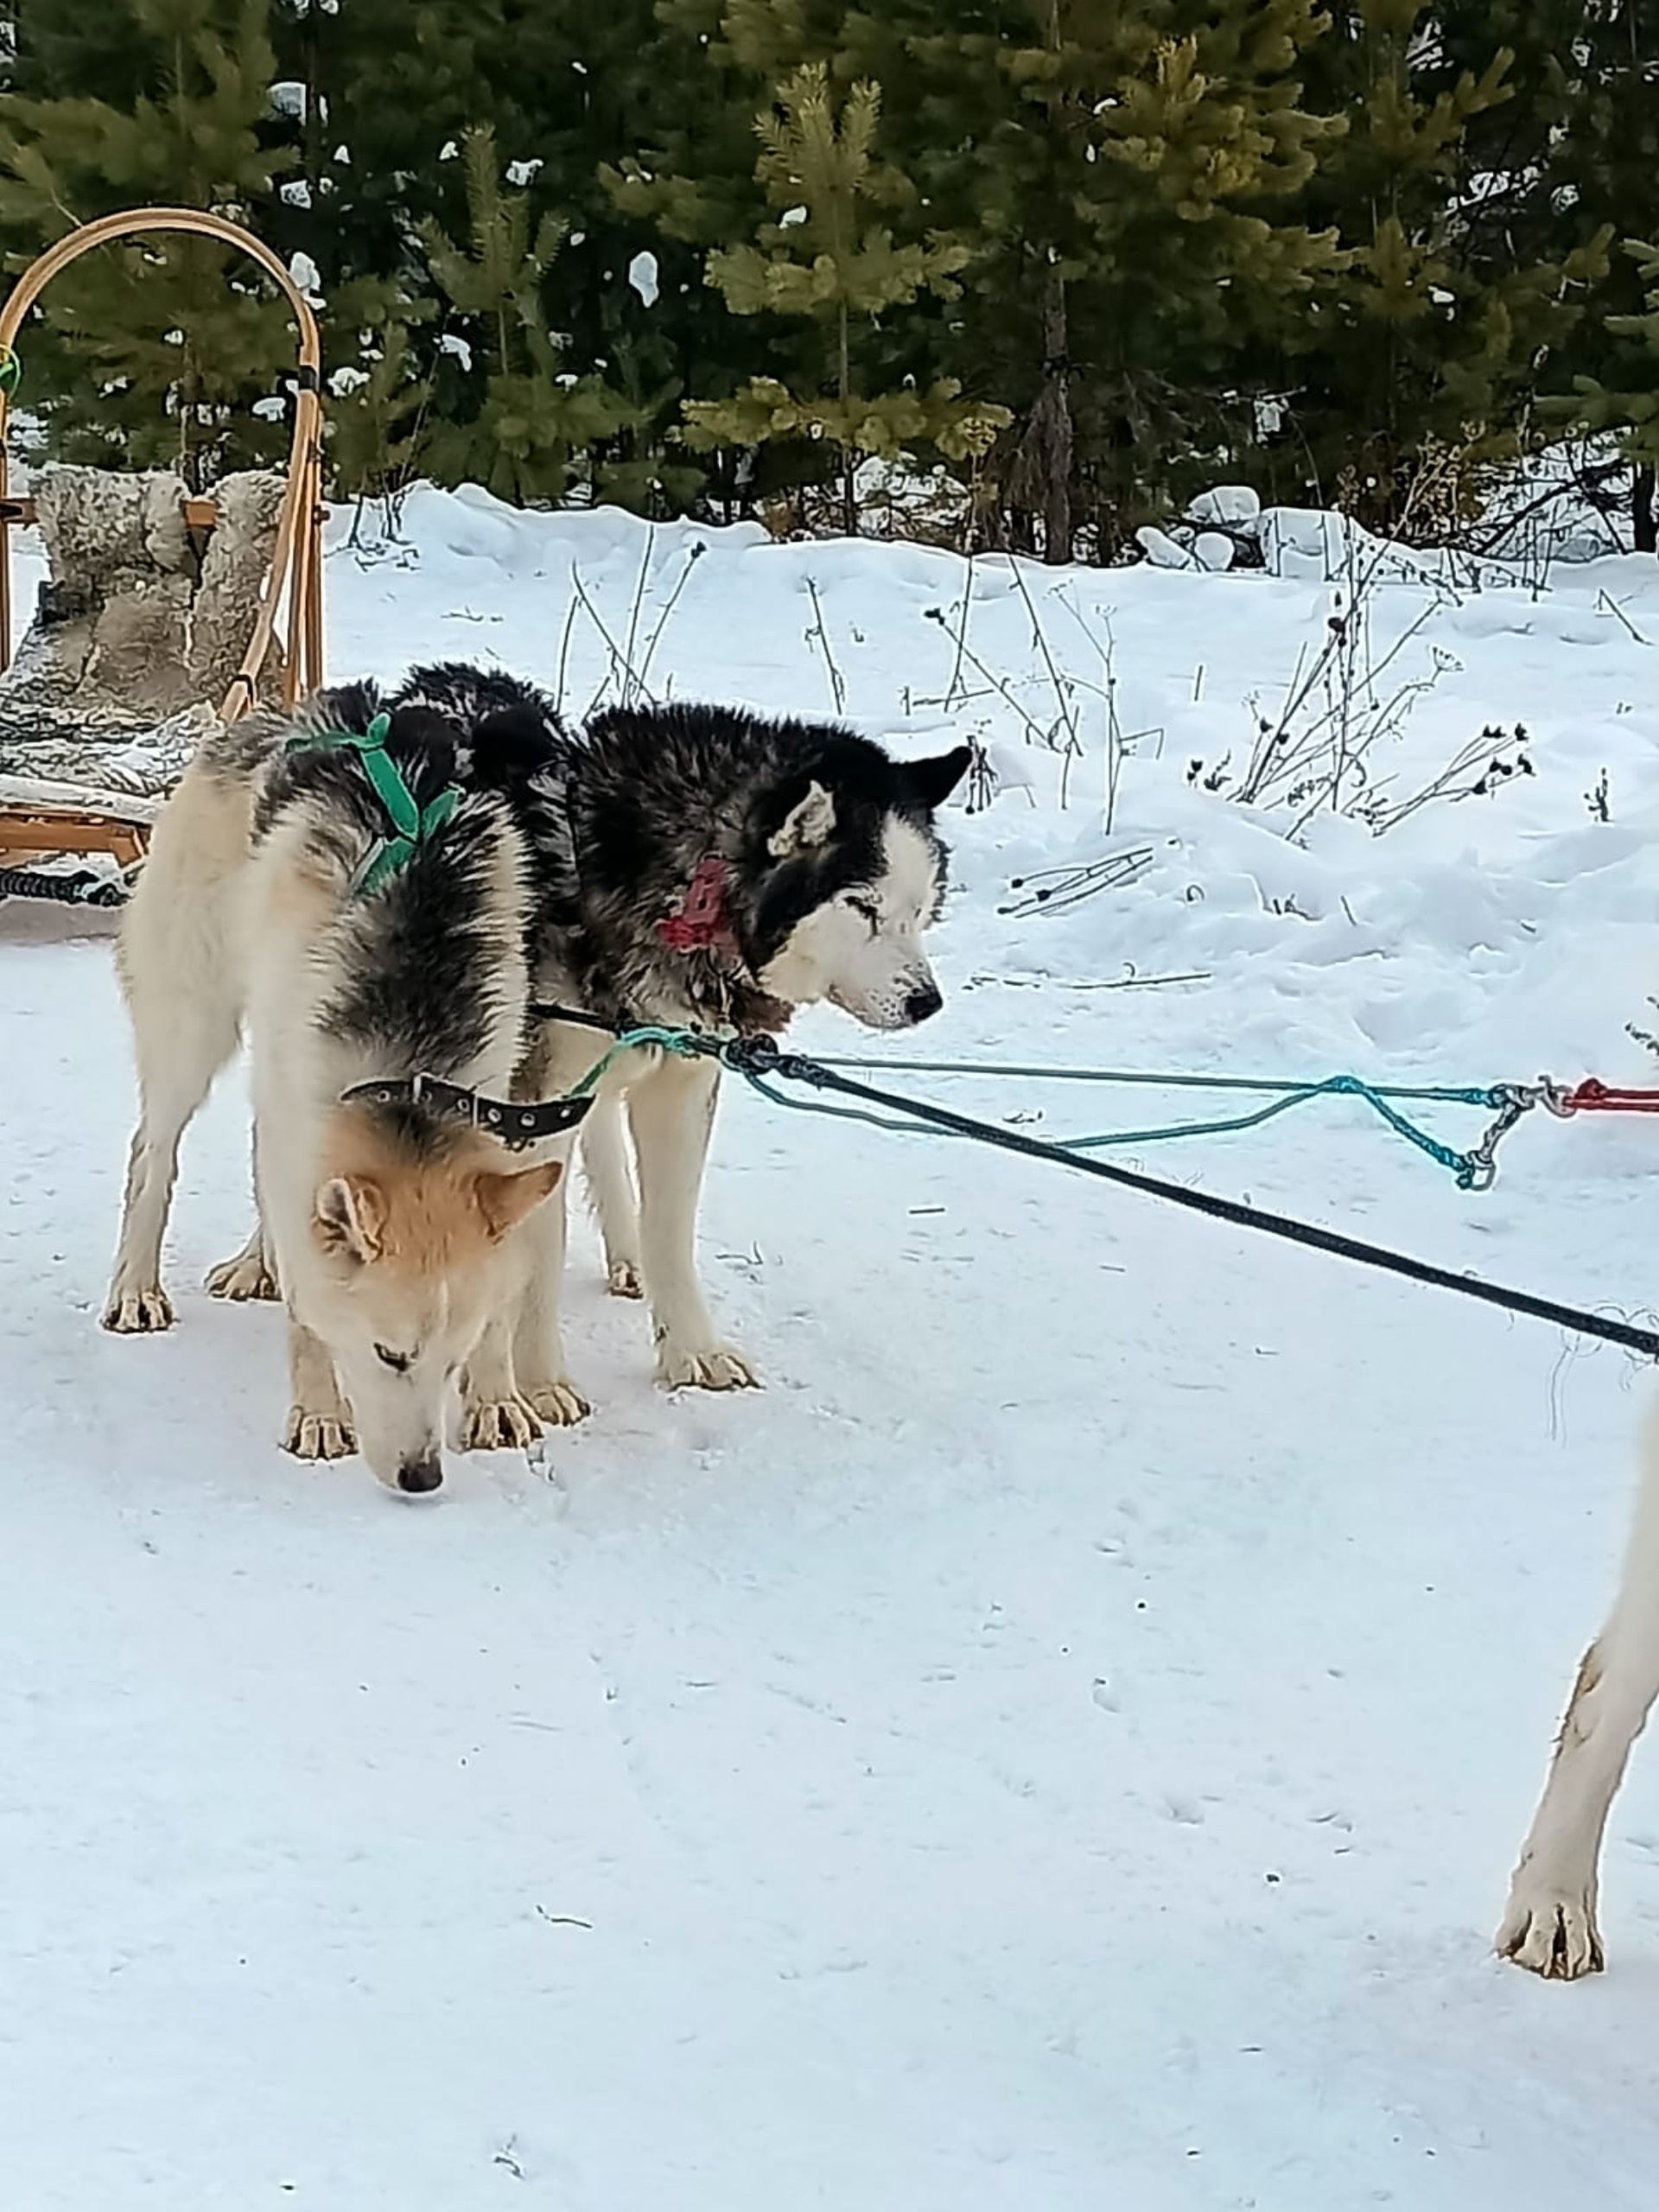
1040;263;1072;563
1635;463;1656;556
836;302;857;537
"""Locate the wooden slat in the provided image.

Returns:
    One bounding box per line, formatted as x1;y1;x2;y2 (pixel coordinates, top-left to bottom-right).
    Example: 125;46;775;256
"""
0;493;221;530
0;806;147;867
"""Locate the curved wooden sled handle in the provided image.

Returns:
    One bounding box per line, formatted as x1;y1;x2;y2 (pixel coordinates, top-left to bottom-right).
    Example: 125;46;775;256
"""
0;205;327;721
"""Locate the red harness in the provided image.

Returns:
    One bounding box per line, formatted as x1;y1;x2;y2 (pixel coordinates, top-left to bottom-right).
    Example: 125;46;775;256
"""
657;855;737;956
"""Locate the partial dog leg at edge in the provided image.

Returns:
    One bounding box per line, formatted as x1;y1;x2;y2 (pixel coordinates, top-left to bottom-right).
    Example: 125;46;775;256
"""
1497;1403;1659;1978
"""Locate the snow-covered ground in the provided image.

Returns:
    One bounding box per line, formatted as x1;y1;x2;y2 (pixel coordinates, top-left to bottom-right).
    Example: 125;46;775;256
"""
7;486;1659;2209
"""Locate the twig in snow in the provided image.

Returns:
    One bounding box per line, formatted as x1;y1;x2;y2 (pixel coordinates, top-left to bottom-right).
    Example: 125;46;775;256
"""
554;592;579;716
1597;589;1649;646
1005;559;1083;791
803;578;847;715
922;607;1051;748
1082;966;1210;991
1001;846;1154;917
1360;721;1533;836
633;542;705;698
944;554;975;710
1053;593;1128;830
619;534;653;706
569;565;652;715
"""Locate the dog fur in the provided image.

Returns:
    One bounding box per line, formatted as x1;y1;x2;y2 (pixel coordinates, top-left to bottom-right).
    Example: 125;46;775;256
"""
105;663;970;1468
1497;1403;1659;1976
104;691;572;1491
483;681;970;1385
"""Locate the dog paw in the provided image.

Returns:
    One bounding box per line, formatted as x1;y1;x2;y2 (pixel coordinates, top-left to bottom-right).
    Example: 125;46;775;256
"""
102;1284;174;1333
606;1256;645;1300
460;1394;543;1452
283;1406;357;1461
1497;1874;1605;1980
205;1249;279;1302
656;1339;760;1393
521;1377;592;1427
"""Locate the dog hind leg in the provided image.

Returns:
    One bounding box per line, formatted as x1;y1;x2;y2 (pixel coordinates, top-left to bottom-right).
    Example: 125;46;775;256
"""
628;1055;756;1392
1497;1405;1659;1977
205;1128;279;1302
582;1095;643;1299
104;791;246;1333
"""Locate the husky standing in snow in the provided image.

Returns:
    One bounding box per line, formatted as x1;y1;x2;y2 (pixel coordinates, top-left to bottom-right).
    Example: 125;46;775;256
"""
104;690;590;1491
1498;1408;1659;1978
104;663;969;1480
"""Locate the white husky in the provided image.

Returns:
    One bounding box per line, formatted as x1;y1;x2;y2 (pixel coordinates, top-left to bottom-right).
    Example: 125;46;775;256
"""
104;696;585;1492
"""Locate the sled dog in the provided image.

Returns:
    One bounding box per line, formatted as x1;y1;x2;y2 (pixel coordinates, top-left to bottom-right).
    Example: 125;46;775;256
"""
105;663;970;1459
104;690;588;1491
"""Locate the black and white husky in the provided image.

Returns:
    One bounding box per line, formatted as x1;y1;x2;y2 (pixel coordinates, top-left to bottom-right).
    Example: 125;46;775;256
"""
104;660;969;1478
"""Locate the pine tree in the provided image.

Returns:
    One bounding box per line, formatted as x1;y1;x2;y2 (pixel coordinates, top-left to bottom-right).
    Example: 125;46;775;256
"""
476;0;721;515
847;0;1347;556
601;0;839;518
1555;236;1659;544
1283;0;1607;533
631;1;1344;556
0;0;296;488
677;62;1007;533
266;0;505;306
1522;1;1659;549
418;124;639;505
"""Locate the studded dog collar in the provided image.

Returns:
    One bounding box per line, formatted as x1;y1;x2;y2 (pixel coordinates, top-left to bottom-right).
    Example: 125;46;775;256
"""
339;1073;594;1149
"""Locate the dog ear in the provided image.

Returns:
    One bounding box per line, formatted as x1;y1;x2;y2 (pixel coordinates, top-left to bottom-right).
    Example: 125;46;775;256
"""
767;779;837;857
472;705;562;785
893;746;972;815
314;1174;388;1262
473;1159;565;1241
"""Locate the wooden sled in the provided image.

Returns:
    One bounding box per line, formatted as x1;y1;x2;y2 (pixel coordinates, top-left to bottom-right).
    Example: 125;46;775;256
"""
0;207;326;904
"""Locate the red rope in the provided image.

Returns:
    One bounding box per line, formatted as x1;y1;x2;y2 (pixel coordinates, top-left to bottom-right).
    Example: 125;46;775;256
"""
1564;1078;1659;1114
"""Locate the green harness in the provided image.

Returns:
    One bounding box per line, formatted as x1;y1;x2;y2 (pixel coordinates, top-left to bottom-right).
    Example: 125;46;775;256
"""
289;710;461;897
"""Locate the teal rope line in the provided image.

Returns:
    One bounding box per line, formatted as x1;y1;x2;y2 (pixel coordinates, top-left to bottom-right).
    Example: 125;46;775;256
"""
740;1067;1474;1179
567;1023;713;1096
1058;1074;1474;1179
813;1053;1500;1109
550;1022;1492;1186
728;1058;1488;1184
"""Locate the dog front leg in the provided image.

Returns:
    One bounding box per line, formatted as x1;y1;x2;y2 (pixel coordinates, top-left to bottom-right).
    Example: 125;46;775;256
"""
283;1314;356;1461
459;1307;543;1452
512;1169;591;1428
628;1055;757;1392
1498;1408;1659;1978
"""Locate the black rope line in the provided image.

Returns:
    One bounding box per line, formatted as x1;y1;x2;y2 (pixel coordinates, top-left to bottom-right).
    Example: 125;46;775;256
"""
722;1037;1659;1363
529;1003;1659;1361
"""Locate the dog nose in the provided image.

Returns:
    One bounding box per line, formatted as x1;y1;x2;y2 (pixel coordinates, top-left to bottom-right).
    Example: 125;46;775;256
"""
903;982;943;1026
397;1454;443;1495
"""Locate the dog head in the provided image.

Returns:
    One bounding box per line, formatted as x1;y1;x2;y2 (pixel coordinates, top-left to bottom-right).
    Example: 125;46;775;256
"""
740;737;971;1030
300;1108;563;1495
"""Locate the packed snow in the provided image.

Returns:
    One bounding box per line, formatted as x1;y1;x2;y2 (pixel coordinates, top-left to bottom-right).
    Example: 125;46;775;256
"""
6;484;1659;2209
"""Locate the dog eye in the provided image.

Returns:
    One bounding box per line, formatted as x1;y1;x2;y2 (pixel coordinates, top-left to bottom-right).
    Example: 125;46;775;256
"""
374;1344;411;1373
